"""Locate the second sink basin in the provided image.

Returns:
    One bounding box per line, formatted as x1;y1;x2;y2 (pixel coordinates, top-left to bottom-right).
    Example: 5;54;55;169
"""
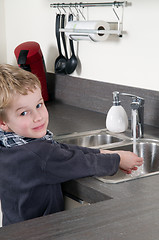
97;139;159;183
55;130;124;148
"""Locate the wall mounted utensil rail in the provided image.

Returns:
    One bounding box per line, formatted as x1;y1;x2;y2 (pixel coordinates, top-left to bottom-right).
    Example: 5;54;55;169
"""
50;1;131;39
50;1;128;8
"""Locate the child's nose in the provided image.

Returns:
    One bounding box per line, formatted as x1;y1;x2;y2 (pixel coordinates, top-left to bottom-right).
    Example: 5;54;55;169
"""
33;111;42;122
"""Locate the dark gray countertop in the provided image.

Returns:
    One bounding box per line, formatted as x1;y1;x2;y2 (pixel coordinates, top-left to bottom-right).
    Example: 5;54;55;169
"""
46;101;106;135
1;101;159;240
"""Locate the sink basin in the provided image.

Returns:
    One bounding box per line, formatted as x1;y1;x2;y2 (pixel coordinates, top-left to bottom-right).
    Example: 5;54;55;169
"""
96;139;159;183
55;130;123;148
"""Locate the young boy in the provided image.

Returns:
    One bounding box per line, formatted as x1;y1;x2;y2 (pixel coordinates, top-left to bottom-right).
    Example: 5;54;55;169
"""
0;64;143;226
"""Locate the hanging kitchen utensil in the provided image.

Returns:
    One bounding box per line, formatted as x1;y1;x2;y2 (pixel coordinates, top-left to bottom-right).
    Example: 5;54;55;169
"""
54;14;67;74
65;14;78;74
61;14;68;60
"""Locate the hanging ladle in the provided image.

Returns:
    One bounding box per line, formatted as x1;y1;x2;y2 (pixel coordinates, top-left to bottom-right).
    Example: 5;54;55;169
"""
61;14;68;60
54;14;67;74
65;14;78;74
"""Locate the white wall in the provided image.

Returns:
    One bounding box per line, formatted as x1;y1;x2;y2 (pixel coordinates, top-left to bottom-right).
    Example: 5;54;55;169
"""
0;0;7;63
2;0;159;91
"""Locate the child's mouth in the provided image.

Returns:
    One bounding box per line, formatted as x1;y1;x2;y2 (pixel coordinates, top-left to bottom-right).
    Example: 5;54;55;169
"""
33;123;45;131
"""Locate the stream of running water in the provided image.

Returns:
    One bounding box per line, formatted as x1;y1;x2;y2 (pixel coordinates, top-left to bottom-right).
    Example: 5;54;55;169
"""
130;110;144;177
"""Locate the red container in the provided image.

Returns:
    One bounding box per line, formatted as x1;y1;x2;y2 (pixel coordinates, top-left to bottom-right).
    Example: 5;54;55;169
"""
14;41;49;101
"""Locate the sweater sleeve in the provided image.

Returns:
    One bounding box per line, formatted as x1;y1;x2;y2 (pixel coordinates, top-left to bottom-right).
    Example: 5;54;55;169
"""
40;141;120;184
57;142;100;154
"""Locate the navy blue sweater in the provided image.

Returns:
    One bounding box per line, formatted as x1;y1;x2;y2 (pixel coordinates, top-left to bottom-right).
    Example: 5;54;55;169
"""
0;140;120;226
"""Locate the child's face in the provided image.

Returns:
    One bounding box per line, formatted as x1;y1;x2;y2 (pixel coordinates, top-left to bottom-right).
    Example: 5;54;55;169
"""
1;87;49;138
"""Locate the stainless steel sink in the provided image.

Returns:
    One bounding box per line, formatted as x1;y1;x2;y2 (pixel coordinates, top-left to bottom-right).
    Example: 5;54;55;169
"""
55;129;124;148
96;139;159;183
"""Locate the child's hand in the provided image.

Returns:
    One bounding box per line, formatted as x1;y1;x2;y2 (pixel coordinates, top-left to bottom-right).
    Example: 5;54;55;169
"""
100;149;143;173
117;150;143;173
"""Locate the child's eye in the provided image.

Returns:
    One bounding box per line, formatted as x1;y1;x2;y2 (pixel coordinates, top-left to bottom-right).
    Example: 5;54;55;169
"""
36;103;42;109
20;111;27;116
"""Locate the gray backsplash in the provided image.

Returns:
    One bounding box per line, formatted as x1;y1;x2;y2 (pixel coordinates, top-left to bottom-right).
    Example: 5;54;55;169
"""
47;73;159;127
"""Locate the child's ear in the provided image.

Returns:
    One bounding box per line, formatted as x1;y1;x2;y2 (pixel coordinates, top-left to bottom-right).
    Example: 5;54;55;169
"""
0;120;9;132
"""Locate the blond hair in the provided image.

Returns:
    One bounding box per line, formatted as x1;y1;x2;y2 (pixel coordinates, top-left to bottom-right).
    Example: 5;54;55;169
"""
0;64;41;120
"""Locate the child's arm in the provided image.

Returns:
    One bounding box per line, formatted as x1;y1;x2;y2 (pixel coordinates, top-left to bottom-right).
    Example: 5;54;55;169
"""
58;143;143;174
40;141;120;182
100;149;143;174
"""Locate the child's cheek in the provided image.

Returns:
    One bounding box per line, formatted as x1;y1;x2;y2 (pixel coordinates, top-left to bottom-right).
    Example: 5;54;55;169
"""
19;119;30;130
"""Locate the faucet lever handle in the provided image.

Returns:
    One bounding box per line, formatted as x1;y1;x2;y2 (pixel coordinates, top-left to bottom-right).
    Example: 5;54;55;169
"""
120;92;144;105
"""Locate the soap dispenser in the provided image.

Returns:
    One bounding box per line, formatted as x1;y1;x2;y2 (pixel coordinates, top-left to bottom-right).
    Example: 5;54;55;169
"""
106;91;128;133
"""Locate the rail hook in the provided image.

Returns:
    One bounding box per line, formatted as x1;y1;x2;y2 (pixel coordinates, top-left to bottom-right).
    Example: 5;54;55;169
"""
69;4;77;18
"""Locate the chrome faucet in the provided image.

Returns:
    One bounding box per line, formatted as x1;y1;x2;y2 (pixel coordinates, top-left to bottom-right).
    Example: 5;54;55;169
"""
121;93;145;138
